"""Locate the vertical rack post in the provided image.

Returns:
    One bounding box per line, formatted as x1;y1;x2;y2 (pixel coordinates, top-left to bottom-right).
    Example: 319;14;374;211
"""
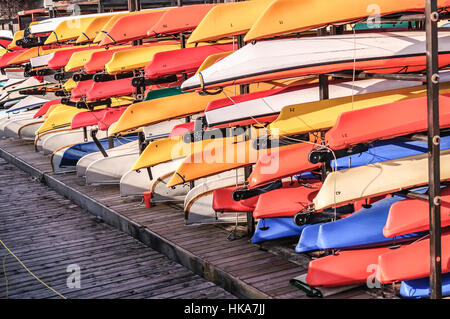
425;0;442;299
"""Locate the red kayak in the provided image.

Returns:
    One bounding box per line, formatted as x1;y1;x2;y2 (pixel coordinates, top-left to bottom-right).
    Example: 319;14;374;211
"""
85;78;135;101
306;246;399;287
33;99;61;118
148;4;216;36
253;180;322;219
248;143;321;188
97;106;128;131
47;46;101;70
71;79;95;101
71;106;129;130
169;122;195;138
384;187;450;238
144;44;234;79
99;11;166;46
0;50;25;69
84;46;135;74
377;230;450;283
326;93;450;150
213;186;258;213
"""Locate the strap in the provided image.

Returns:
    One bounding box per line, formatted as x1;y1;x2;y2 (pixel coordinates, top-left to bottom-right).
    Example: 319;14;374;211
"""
289;279;323;298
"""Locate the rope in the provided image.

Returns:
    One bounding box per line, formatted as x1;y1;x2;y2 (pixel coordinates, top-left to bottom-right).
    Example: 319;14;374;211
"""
0;239;67;299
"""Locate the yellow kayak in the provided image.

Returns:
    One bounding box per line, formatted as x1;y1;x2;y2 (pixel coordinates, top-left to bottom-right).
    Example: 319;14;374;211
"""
195;51;234;74
75;15;118;44
269;81;450;137
7;30;25;50
45;14;117;44
166;135;294;187
36;105;87;135
63;78;77;92
65;47;114;72
187;0;272;44
105;43;181;75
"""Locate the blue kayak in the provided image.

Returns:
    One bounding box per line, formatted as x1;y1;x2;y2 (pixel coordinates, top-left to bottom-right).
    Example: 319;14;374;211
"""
251;218;307;244
401;273;450;298
59;135;138;168
295;195;427;253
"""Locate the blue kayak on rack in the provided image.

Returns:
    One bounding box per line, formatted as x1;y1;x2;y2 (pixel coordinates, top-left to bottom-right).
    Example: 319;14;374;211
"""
295;195;427;253
59;135;138;168
251;218;307;244
401;273;450;298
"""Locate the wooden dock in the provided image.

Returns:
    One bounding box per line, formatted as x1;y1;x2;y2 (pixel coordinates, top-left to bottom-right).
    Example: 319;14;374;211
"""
0;158;235;299
0;138;377;299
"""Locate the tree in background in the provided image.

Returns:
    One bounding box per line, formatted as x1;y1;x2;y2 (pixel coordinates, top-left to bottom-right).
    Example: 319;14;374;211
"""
0;0;38;19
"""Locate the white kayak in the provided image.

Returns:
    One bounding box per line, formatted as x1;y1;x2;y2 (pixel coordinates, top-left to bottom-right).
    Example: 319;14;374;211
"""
0;109;37;137
30;53;55;69
184;169;246;226
6;95;50;114
182;31;450;91
39;128;108;155
3;117;43;139
85;151;139;185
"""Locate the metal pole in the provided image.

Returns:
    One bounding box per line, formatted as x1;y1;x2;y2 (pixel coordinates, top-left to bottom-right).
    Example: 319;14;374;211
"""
425;0;442;299
98;0;104;13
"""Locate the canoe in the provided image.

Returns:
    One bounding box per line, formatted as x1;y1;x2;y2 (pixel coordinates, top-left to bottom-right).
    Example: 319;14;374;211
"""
183;169;246;225
76;139;138;177
167;136;294;187
144;44;233;79
306;246;398;287
400;274;450;299
269;80;450;137
205;78;420;128
109;81;291;135
313;149;450;211
187;0;272;44
120;158;185;198
252;218;307;244
105;43;180;75
148;4;215;36
98;10;166;45
247;0;450;41
253;180;322;219
326;93;450;150
384;186;450;238
377;230;450;283
297;196;425;253
85;78;135;101
181;32;450;91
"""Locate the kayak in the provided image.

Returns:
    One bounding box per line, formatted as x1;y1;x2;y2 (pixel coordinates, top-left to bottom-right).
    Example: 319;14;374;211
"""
269;80;450;137
195;51;234;74
187;0;272;44
181;32;450;91
105;43;181;75
245;0;450;41
36;105;90;135
314;148;450;211
296;195;425;253
98;10;166;45
384;186;450;238
40;128;108;155
213;186;257;213
252;218;307;244
64;47;110;72
70;106;129;130
184;169;246;225
85;78;135;101
76;139;138;176
109;81;293;135
306;245;398;287
0;50;25;68
6;30;24;50
204;78;420;129
148;4;215;37
326;93;450;150
5;95;49;114
400;274;450;299
253;180;322;219
377;230;450;283
144;44;234;79
47;46;97;70
83;45;134;74
75;15;118;44
70;79;94;100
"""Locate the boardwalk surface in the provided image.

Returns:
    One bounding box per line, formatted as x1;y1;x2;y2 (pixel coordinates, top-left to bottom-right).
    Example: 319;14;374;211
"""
0;158;235;299
0;138;376;299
